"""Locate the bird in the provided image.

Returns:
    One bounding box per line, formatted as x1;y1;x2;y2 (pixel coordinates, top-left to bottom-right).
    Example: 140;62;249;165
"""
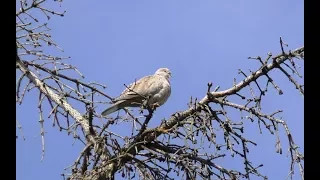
101;68;172;116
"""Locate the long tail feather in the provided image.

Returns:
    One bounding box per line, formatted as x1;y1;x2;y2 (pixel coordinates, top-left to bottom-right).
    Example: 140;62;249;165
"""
101;103;121;116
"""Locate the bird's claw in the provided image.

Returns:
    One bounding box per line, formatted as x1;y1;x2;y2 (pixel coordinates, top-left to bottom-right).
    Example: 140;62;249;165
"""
151;103;160;110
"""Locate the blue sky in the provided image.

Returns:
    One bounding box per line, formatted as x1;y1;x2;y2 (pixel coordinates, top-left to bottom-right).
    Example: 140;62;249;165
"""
16;1;304;180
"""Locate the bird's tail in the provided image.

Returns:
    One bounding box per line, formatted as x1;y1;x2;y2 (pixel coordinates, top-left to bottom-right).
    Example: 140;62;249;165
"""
101;103;121;116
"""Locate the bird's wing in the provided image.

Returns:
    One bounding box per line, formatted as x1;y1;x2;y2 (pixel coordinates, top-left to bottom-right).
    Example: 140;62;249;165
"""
114;75;162;102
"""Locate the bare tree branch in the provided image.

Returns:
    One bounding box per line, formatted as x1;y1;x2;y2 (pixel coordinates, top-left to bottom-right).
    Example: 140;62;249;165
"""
16;1;304;180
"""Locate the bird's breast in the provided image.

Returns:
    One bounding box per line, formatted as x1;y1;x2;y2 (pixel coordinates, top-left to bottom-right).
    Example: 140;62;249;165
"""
148;78;171;106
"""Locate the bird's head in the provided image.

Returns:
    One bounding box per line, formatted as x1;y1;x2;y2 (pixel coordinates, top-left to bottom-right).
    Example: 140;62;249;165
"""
155;68;172;79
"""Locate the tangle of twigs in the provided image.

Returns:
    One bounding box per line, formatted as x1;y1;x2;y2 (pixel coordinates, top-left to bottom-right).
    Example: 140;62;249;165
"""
16;1;304;180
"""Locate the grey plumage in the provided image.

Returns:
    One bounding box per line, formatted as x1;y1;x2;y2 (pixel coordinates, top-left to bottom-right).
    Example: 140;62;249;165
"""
101;68;172;116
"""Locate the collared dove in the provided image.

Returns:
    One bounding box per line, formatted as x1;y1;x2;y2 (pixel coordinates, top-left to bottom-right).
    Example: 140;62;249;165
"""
101;68;172;116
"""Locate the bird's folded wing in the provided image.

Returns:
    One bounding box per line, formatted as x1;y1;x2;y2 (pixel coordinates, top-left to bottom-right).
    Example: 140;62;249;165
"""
114;75;161;101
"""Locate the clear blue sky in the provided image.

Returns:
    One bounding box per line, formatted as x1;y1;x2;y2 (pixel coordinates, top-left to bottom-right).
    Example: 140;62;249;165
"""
16;1;304;180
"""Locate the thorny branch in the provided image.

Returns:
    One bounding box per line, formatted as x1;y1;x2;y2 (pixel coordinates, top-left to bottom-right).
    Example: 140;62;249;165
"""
16;1;304;180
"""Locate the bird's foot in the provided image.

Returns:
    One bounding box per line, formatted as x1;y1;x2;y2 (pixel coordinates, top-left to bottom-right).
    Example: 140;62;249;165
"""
151;103;160;110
